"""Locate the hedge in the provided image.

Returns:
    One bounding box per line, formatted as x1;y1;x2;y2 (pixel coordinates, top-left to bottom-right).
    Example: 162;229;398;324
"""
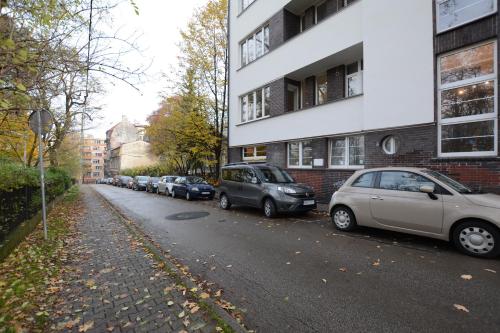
0;160;72;242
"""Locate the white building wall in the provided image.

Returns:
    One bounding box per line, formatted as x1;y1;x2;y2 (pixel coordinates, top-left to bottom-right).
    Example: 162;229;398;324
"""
229;0;435;147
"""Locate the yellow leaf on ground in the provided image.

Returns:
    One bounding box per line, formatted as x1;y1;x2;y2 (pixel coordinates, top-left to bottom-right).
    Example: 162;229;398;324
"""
461;274;472;280
78;321;94;332
200;292;210;299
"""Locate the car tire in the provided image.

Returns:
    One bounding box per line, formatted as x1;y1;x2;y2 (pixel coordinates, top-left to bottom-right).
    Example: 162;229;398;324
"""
172;190;176;198
220;194;231;210
186;192;191;201
452;220;500;258
331;206;357;231
263;198;277;218
165;188;170;196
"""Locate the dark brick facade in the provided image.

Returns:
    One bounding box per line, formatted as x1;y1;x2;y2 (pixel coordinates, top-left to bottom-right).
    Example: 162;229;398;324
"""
303;76;316;108
269;78;286;117
327;65;346;101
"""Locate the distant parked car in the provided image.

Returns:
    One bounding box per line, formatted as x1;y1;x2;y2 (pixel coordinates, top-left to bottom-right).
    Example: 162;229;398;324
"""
127;178;134;189
119;176;132;188
146;177;160;193
172;176;215;201
132;176;149;191
112;175;121;186
107;178;114;185
158;176;178;196
328;167;500;258
218;163;316;218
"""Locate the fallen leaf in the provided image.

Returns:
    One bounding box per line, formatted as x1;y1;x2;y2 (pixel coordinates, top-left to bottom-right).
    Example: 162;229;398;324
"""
107;326;114;332
484;269;497;274
453;304;469;313
167;301;174;306
214;290;222;297
372;259;381;267
200;292;210;299
178;311;185;318
190;306;200;314
286;262;291;265
339;267;347;272
226;265;232;268
295;251;301;255
78;321;94;332
461;274;472;280
322;279;327;284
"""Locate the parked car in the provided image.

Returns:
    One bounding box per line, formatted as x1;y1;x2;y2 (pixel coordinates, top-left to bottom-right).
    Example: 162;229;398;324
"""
132;176;149;191
119;176;132;188
106;178;113;185
127;178;134;189
158;176;178;196
146;177;160;193
112;175;121;186
172;176;215;201
218;163;316;218
328;167;500;258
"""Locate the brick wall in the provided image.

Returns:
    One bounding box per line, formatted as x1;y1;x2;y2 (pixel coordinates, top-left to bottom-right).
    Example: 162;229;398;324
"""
228;147;242;164
269;78;285;117
303;76;316;108
303;6;316;31
327;65;345;101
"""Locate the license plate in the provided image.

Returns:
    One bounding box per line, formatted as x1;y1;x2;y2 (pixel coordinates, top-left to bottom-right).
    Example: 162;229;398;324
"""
202;192;210;195
303;200;315;206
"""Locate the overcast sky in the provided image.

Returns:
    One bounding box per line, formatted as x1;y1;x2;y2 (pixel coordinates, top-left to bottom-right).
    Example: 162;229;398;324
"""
88;0;207;138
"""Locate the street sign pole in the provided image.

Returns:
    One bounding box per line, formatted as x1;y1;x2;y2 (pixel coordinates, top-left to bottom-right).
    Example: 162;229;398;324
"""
36;110;48;240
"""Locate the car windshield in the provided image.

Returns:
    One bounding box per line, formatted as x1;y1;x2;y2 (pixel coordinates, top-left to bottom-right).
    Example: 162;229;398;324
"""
423;170;473;194
150;177;159;183
255;166;295;183
186;177;207;184
137;176;148;181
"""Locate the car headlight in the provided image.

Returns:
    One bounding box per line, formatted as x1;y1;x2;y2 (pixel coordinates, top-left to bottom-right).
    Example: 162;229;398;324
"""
278;186;297;194
191;187;199;192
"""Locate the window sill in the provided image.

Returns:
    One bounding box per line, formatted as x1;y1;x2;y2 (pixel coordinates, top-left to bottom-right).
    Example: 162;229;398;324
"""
236;116;270;126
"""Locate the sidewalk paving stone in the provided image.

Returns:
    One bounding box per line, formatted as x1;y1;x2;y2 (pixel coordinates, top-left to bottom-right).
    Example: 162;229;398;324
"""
50;187;222;333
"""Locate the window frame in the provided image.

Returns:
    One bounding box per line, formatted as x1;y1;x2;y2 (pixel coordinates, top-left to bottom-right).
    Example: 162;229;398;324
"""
239;0;256;14
328;136;365;170
436;0;498;34
316;73;328;105
437;40;498;157
345;60;363;98
240;24;270;67
242;145;267;161
240;86;271;124
287;141;313;169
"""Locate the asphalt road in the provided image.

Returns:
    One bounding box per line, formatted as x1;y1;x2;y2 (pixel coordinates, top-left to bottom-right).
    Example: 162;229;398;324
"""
91;184;500;333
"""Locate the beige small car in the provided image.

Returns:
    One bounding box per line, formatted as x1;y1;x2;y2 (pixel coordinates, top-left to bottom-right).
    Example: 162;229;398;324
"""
328;167;500;258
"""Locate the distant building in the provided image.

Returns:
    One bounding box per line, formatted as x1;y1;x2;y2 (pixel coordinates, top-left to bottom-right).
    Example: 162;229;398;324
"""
81;135;106;183
104;116;157;176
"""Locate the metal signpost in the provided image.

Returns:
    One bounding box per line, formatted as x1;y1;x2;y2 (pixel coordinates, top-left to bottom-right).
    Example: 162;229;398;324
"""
28;109;53;240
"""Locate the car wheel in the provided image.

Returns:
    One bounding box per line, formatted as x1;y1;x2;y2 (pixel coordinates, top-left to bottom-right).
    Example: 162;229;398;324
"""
220;194;231;210
165;188;170;196
186;192;191;201
452;220;500;258
263;198;277;218
331;206;357;231
172;190;176;198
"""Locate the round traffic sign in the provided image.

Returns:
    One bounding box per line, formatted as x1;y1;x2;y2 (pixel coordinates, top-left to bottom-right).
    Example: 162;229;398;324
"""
29;109;53;135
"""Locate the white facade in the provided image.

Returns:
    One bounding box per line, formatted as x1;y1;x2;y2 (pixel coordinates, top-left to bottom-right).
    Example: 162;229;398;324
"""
228;0;435;147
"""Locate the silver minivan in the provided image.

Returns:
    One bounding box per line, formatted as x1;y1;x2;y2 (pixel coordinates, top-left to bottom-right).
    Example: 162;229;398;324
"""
328;167;500;258
157;176;178;196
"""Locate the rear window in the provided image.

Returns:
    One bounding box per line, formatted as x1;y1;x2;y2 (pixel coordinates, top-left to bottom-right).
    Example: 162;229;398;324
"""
351;172;375;188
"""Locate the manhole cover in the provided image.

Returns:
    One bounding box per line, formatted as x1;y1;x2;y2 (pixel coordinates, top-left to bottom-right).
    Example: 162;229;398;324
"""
166;211;210;221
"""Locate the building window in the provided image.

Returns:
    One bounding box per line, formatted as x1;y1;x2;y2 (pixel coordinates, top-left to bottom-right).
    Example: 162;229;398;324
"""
288;141;313;168
92;159;100;164
240;0;256;13
330;136;365;168
241;86;270;123
93;172;100;177
240;25;270;66
382;136;397;155
316;74;327;105
436;0;497;33
243;145;267;160
438;41;497;156
346;60;363;97
316;2;327;23
95;166;102;170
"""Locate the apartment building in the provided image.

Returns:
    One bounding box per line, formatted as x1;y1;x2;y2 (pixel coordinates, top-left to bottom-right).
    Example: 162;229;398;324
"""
228;0;500;201
81;135;107;183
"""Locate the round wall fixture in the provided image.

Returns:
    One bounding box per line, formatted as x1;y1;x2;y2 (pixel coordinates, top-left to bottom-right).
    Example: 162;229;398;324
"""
382;135;397;155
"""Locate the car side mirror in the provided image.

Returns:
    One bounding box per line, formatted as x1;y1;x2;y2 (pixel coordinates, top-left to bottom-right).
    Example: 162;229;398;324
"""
419;185;435;194
251;177;259;184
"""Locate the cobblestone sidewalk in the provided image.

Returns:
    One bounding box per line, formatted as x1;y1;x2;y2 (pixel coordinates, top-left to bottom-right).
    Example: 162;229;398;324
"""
50;186;221;333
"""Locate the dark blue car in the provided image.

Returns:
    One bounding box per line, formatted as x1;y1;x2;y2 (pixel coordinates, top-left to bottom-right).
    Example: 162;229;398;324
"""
171;176;215;201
